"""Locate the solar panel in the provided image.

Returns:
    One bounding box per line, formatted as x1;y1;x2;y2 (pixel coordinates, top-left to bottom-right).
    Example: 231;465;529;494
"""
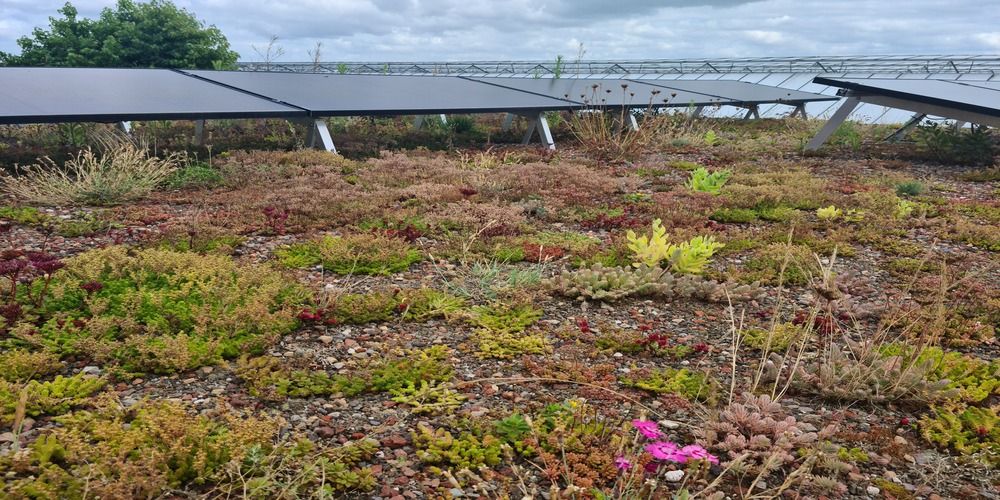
463;77;734;108
0;68;306;124
631;79;840;105
813;77;1000;118
805;77;1000;150
182;71;579;116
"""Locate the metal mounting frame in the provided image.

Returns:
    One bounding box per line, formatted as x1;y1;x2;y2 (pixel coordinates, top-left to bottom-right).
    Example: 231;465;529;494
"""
518;111;555;150
301;118;336;153
807;90;1000;150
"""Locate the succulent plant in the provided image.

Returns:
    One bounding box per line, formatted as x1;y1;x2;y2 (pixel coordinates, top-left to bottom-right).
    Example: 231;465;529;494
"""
547;263;762;302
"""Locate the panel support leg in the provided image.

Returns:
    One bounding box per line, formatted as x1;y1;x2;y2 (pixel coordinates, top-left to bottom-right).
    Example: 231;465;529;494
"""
791;104;808;119
621;111;640;131
501;113;515;132
519;112;555;150
742;105;760;120
885;113;926;143
690;105;705;119
193;120;206;146
413;115;424;129
951;120;966;131
805;97;861;151
304;119;336;153
118;121;132;134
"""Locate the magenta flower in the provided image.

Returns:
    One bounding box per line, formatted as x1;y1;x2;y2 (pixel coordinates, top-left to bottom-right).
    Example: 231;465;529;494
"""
645;441;687;462
632;419;661;439
680;444;719;465
614;456;633;471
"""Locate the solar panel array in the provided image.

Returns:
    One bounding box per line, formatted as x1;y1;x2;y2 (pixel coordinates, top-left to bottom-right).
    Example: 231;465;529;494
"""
0;67;837;126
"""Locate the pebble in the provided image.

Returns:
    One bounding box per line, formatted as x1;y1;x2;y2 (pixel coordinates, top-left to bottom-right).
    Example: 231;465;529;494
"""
319;335;334;344
867;486;880;496
81;366;101;375
664;470;684;482
0;432;14;443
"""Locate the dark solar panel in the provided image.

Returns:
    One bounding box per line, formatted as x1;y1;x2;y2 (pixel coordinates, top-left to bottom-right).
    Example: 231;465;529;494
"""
464;77;733;107
813;77;1000;118
183;71;579;115
631;79;839;104
0;68;306;124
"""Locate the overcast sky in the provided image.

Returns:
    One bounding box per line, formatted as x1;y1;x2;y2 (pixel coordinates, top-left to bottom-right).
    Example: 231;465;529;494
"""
2;0;999;62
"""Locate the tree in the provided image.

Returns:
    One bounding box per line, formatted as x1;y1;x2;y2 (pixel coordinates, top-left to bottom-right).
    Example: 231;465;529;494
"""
0;1;239;69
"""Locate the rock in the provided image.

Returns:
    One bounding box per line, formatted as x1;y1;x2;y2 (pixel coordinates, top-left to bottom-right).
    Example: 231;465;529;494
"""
893;435;908;446
664;470;684;482
0;432;14;443
449;488;465;497
200;366;213;375
319;335;334;344
659;419;681;429
383;434;409;449
867;486;880;496
81;366;101;375
315;426;336;439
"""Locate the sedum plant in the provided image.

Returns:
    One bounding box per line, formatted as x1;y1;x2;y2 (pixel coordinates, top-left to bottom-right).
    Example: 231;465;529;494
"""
920;405;999;467
816;205;843;220
412;424;502;471
276;233;421;275
390;380;466;415
547;263;762;303
686;167;731;194
626;219;724;273
9;246;305;375
0;373;105;424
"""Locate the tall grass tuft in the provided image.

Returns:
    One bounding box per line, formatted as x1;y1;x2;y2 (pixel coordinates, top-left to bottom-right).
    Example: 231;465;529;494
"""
2;132;183;206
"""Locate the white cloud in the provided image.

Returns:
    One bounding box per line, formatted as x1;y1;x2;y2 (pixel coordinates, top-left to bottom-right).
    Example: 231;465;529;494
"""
742;30;786;45
974;32;1000;48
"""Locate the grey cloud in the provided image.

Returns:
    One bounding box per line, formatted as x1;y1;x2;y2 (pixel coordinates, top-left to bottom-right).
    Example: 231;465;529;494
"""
1;0;996;63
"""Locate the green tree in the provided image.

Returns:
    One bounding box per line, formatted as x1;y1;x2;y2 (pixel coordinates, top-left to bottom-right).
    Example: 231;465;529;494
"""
0;1;238;69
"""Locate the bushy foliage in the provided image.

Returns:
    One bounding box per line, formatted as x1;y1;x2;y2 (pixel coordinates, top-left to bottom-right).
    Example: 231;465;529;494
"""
621;367;719;404
1;1;238;69
276;233;421;275
920;405;999;466
0;398;377;498
2;136;183;205
0;373;105;424
9;246;304;374
913;123;995;166
686;167;731;194
412;424;502;471
390;380;466;415
0;349;64;383
625;219;723;273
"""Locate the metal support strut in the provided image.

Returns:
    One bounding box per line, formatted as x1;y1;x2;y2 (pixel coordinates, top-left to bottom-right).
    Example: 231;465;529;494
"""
519;112;555;150
303;118;336;153
117;121;132;134
742;105;760;120
804;97;861;151
193;120;206;146
791;104;808;120
413;114;448;130
885;113;926;143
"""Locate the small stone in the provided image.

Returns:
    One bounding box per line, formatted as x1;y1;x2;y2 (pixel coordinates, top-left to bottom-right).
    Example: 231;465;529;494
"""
659;420;681;429
200;366;213;375
664;470;684;482
383;434;409;449
0;432;14;443
449;488;465;497
315;426;336;439
867;486;880;496
893;435;908;446
81;366;101;375
613;352;624;358
319;335;334;344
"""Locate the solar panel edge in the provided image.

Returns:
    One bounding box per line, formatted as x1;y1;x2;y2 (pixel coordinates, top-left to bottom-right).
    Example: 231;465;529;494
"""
813;76;1000;118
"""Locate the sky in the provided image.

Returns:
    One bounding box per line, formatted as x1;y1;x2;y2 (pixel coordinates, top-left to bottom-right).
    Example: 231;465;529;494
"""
2;0;999;63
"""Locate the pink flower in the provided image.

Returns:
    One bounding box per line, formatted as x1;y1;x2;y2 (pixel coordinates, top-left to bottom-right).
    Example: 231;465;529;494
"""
614;456;632;470
645;441;687;462
680;444;719;465
632;419;661;439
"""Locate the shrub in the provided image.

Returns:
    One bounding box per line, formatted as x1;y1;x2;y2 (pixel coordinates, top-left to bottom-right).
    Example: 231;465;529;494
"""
164;162;224;189
2;135;183;205
686;167;731;194
895;180;925;197
276;234;421;275
412;424;502;471
11;246;304;374
913;123;995;166
0;350;63;383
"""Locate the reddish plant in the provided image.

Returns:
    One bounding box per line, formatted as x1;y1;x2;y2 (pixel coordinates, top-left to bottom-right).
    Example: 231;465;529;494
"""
459;187;478;197
383;225;423;243
262;206;290;235
576;318;591;334
521;243;565;262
